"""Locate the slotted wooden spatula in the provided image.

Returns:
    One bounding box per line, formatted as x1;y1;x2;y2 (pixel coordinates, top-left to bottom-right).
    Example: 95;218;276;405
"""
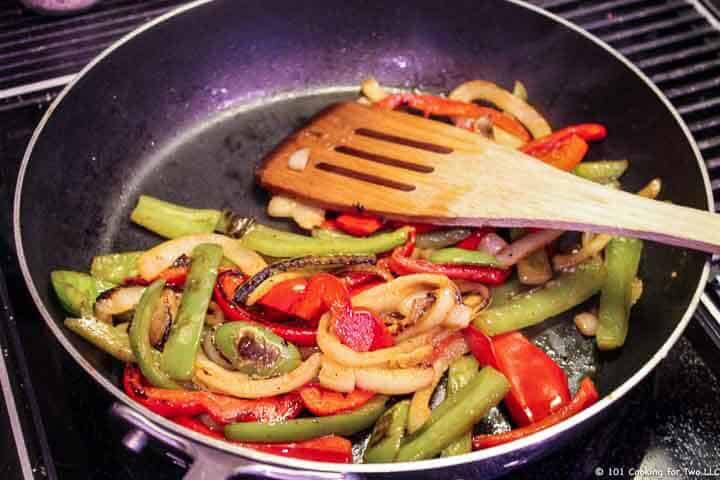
258;102;720;253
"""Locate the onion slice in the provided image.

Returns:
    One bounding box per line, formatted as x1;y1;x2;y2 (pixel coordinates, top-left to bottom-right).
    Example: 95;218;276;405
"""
194;351;321;399
94;286;145;323
354;366;433;395
496;230;564;267
449;80;552;138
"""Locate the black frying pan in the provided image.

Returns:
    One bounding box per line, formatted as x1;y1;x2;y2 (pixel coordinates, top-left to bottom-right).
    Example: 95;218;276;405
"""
13;0;712;478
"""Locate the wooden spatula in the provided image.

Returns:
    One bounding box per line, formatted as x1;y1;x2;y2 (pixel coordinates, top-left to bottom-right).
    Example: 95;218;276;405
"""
257;101;720;253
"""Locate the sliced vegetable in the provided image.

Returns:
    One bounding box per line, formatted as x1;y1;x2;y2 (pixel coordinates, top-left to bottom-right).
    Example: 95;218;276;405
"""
161;244;223;381
51;270;115;317
91;251;142;284
509;229;553;286
364;400;410;463
256;277;307;313
240;224;409;258
466;328;570;426
129;279;179;389
473;260;607;336
94;286;145;323
224;395;388;442
429;248;501;267
267;195;325;230
596;237;643;350
334;308;395;352
334;213;384;236
213;321;301;378
395;367;510;461
415;228;472;249
65;318;134;362
521;124;607;153
441;355;480;457
473;377;599;448
299;385;375;416
131;195;222;239
572;160;628;184
123;364;303;424
194;352;321;399
354;366;434;395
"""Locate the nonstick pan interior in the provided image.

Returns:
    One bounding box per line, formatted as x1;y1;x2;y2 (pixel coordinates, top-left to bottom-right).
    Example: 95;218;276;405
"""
14;0;710;473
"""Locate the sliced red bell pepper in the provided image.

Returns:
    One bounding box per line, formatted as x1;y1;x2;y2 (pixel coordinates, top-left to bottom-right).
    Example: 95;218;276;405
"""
464;327;571;426
334;213;384;236
123;364;304;424
526;134;589;171
298;385;376;416
387;230;511;285
123;264;190;288
455;227;495;250
376;93;530;142
174;416;353;463
291;273;352;325
334;307;394;352
212;285;318;347
257;277;308;316
472;377;599;449
342;271;384;296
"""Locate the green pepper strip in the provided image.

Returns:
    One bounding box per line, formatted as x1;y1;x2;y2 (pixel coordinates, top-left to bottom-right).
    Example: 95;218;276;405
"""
65;318;135;363
474;260;607;336
311;228;353;240
429;247;501;267
51;270;115;317
130;195;222;239
225;395;388;442
441;356;480;457
596;237;643;351
129;279;179;389
364;400;410;463
572;160;628;184
161;243;223;381
90;251;142;284
241;224;410;258
415;228;472;249
489;278;525;308
395;367;510;462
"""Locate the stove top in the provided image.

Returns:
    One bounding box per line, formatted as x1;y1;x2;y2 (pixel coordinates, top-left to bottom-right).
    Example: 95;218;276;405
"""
1;0;720;478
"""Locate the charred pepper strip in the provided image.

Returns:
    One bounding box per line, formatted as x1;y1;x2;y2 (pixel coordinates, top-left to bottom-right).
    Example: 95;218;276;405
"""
232;254;375;305
474;260;607;336
395;367;510;462
161;243;223;381
596;237;643;351
224;395;388;442
364;399;410;463
131;195;223;239
65;318;134;362
440;355;480;457
240;224;409;258
90;251;142;284
129;279;179;389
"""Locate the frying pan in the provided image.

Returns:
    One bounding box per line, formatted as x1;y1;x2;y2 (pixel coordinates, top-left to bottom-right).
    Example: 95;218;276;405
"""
13;0;713;478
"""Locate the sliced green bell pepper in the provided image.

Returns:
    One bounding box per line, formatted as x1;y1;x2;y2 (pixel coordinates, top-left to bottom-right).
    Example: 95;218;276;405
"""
474;260;607;336
90;251;142;284
395;367;509;462
65;318;135;362
573;160;628;184
130;195;222;239
161;243;223;381
51;270;115;317
241;224;410;258
596;237;643;351
429;247;501;267
129;279;179;389
364;400;410;463
441;355;480;458
224;395;388;442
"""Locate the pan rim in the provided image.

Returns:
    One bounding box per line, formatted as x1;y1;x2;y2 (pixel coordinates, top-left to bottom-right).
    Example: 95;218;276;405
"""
12;0;713;474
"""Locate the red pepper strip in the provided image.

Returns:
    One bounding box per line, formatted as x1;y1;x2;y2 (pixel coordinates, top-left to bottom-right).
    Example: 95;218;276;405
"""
298;385;376;416
455;227;495;250
123;364;304;424
387;230;511;285
472;377;599;449
335;307;394;352
529;134;589;172
464;328;571;426
174;416;353;463
521;124;605;157
334;213;384;236
376;93;531;142
258;277;308;316
212;286;318;347
123;265;189;287
291;273;352;326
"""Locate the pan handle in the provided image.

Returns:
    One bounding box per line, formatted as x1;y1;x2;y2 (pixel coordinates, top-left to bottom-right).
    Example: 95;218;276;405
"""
111;403;360;480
